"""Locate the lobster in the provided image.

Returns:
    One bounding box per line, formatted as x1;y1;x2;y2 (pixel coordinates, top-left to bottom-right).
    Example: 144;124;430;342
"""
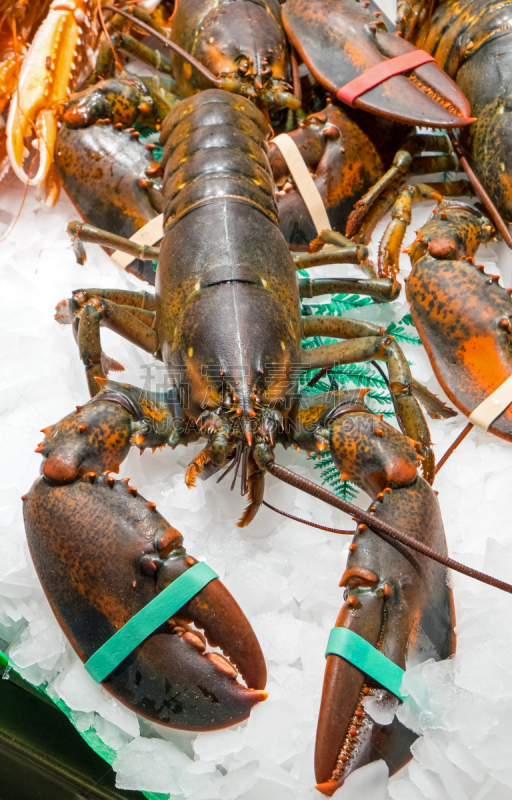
5;0;475;214
0;0;51;183
23;87;461;790
271;0;512;445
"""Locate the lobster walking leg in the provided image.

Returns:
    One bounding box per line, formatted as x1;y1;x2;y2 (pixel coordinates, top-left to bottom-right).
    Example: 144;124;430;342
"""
314;410;454;794
293;231;399;301
67;222;161;266
61;287;157;313
58;291;160;397
301;316;434;479
298;276;400;304
346;133;455;236
378;181;473;279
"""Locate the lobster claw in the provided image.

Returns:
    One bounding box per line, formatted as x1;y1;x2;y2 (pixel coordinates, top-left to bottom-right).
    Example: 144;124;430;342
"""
6;0;91;197
282;0;473;128
315;479;455;793
314;412;455;792
23;475;267;730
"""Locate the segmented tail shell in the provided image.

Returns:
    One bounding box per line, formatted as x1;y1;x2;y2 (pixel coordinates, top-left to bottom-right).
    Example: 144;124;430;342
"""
159;89;278;228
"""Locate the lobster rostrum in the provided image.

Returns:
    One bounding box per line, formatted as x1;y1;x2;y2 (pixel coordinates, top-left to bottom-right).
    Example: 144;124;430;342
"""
24;88;461;787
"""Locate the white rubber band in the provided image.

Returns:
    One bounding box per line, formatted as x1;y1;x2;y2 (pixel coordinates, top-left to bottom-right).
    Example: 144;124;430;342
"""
272;134;331;235
468;375;512;431
110;213;164;270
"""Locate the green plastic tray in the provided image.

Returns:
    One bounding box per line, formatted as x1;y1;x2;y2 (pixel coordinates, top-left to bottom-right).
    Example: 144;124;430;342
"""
0;649;166;800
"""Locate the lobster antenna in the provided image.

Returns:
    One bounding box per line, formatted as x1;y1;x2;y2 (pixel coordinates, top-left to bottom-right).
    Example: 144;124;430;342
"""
103;5;221;86
435;422;473;474
263;500;354;535
306;367;328;387
97;2;123;73
449;133;512;248
371;360;390;386
266;460;512;594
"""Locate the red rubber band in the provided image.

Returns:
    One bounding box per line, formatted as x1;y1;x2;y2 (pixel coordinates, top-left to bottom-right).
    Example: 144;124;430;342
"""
336;50;436;107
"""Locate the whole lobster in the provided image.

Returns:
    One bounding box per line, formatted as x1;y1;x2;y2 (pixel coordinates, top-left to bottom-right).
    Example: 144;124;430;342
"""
23;87;457;792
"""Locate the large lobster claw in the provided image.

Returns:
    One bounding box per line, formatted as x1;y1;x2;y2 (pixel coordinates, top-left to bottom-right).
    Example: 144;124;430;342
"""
314;412;455;793
6;0;91;200
405;201;512;441
282;0;473;128
23;474;267;730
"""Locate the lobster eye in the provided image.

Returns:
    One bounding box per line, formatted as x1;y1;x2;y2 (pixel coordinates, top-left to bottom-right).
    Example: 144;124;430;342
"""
237;57;250;75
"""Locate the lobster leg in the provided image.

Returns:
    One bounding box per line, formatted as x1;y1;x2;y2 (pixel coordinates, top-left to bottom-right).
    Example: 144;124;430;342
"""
57;290;160;397
294;245;366;269
298;276;399;304
294;231;383;280
90;5;174;82
301;316;433;480
67;222;161;266
25;391;267;730
378;181;473;280
346;133;457;237
314;410;454;794
111;32;173;76
61;288;157;312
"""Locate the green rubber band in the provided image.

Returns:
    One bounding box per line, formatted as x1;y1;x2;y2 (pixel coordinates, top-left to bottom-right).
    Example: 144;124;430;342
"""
85;562;218;683
325;627;404;699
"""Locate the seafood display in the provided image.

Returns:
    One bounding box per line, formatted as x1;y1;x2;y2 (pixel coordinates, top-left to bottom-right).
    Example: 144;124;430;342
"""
3;0;512;796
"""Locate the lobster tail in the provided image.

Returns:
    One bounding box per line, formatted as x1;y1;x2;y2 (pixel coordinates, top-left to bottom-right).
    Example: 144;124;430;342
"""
159;90;278;229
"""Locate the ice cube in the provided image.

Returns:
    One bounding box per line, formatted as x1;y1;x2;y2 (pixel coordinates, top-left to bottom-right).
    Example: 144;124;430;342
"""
53;659;140;737
252;611;302;665
331;759;389;799
362;691;399;725
245;700;301;762
114;736;191;794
